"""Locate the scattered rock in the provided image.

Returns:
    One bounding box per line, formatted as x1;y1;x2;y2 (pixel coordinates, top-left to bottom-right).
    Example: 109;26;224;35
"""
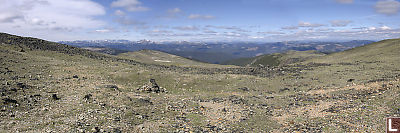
103;85;118;89
113;128;122;133
238;87;249;91
280;88;290;92
347;79;355;82
16;82;27;89
52;94;60;100
3;98;18;104
114;117;120;122
92;127;100;133
72;75;79;78
103;85;120;91
229;95;247;104
137;98;153;105
150;79;159;88
211;98;224;103
265;96;274;99
10;88;17;92
84;94;92;100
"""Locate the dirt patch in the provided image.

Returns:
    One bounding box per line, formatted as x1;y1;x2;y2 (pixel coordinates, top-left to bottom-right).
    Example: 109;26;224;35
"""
199;101;247;125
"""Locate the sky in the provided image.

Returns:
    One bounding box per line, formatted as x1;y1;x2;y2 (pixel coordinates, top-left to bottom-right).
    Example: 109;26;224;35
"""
0;0;400;42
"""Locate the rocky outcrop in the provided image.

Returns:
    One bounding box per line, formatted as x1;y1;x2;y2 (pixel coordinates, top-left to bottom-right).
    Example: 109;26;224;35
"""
137;79;166;93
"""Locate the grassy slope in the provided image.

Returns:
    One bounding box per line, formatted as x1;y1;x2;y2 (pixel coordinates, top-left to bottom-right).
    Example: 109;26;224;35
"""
225;50;325;67
117;49;232;68
1;33;400;132
308;38;400;63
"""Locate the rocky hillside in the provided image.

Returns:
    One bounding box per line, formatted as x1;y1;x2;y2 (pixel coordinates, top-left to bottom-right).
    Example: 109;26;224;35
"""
1;33;399;132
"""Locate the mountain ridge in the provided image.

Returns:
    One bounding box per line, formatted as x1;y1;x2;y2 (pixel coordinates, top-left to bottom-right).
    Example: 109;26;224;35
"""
60;39;375;64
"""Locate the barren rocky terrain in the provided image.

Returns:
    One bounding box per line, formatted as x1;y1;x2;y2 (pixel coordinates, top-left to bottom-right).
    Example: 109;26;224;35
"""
1;33;399;132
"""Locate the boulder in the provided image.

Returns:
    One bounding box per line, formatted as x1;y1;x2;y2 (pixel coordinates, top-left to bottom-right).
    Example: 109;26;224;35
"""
138;79;166;93
238;87;249;91
52;94;60;100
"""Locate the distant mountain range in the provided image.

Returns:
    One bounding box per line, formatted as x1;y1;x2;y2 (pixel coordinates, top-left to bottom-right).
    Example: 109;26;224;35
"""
59;40;375;64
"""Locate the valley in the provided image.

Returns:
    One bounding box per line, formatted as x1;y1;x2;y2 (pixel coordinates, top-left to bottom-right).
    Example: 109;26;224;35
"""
60;40;374;64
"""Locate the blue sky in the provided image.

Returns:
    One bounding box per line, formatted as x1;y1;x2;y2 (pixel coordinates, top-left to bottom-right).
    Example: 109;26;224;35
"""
0;0;399;41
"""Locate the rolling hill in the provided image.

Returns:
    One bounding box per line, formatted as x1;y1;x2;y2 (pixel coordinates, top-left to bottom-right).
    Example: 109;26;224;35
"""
117;50;231;67
308;38;400;64
1;32;400;132
224;50;326;67
61;40;374;64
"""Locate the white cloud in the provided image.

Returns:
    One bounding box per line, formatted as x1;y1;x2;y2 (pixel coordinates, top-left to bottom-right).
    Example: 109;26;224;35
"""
0;0;106;40
115;17;146;26
173;26;199;31
330;20;352;27
95;29;111;33
205;25;248;32
111;0;149;12
258;31;286;35
0;11;23;23
368;27;377;30
375;0;400;15
114;10;126;16
380;25;392;30
361;26;392;31
149;29;172;33
168;8;181;14
163;8;182;19
282;26;299;30
188;14;215;20
335;0;353;4
299;21;325;27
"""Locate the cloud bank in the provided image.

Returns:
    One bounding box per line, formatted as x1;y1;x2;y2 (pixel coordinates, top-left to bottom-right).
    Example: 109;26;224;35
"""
375;0;400;15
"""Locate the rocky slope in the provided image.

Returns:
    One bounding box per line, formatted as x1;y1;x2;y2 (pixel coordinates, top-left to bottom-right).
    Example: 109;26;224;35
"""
1;32;399;132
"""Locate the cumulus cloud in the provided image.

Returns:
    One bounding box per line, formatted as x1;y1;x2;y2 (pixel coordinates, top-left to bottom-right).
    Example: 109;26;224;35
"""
282;22;325;30
263;25;400;41
149;29;172;33
205;25;248;32
168;8;181;14
380;25;392;30
257;31;286;35
335;0;353;4
299;21;325;27
281;26;299;30
111;0;149;12
173;26;199;31
0;10;24;23
95;29;112;33
114;10;126;16
352;26;392;31
375;0;400;15
203;30;218;34
0;0;106;40
188;14;215;20
115;17;146;26
163;8;182;19
330;20;352;27
0;0;105;26
223;32;249;38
